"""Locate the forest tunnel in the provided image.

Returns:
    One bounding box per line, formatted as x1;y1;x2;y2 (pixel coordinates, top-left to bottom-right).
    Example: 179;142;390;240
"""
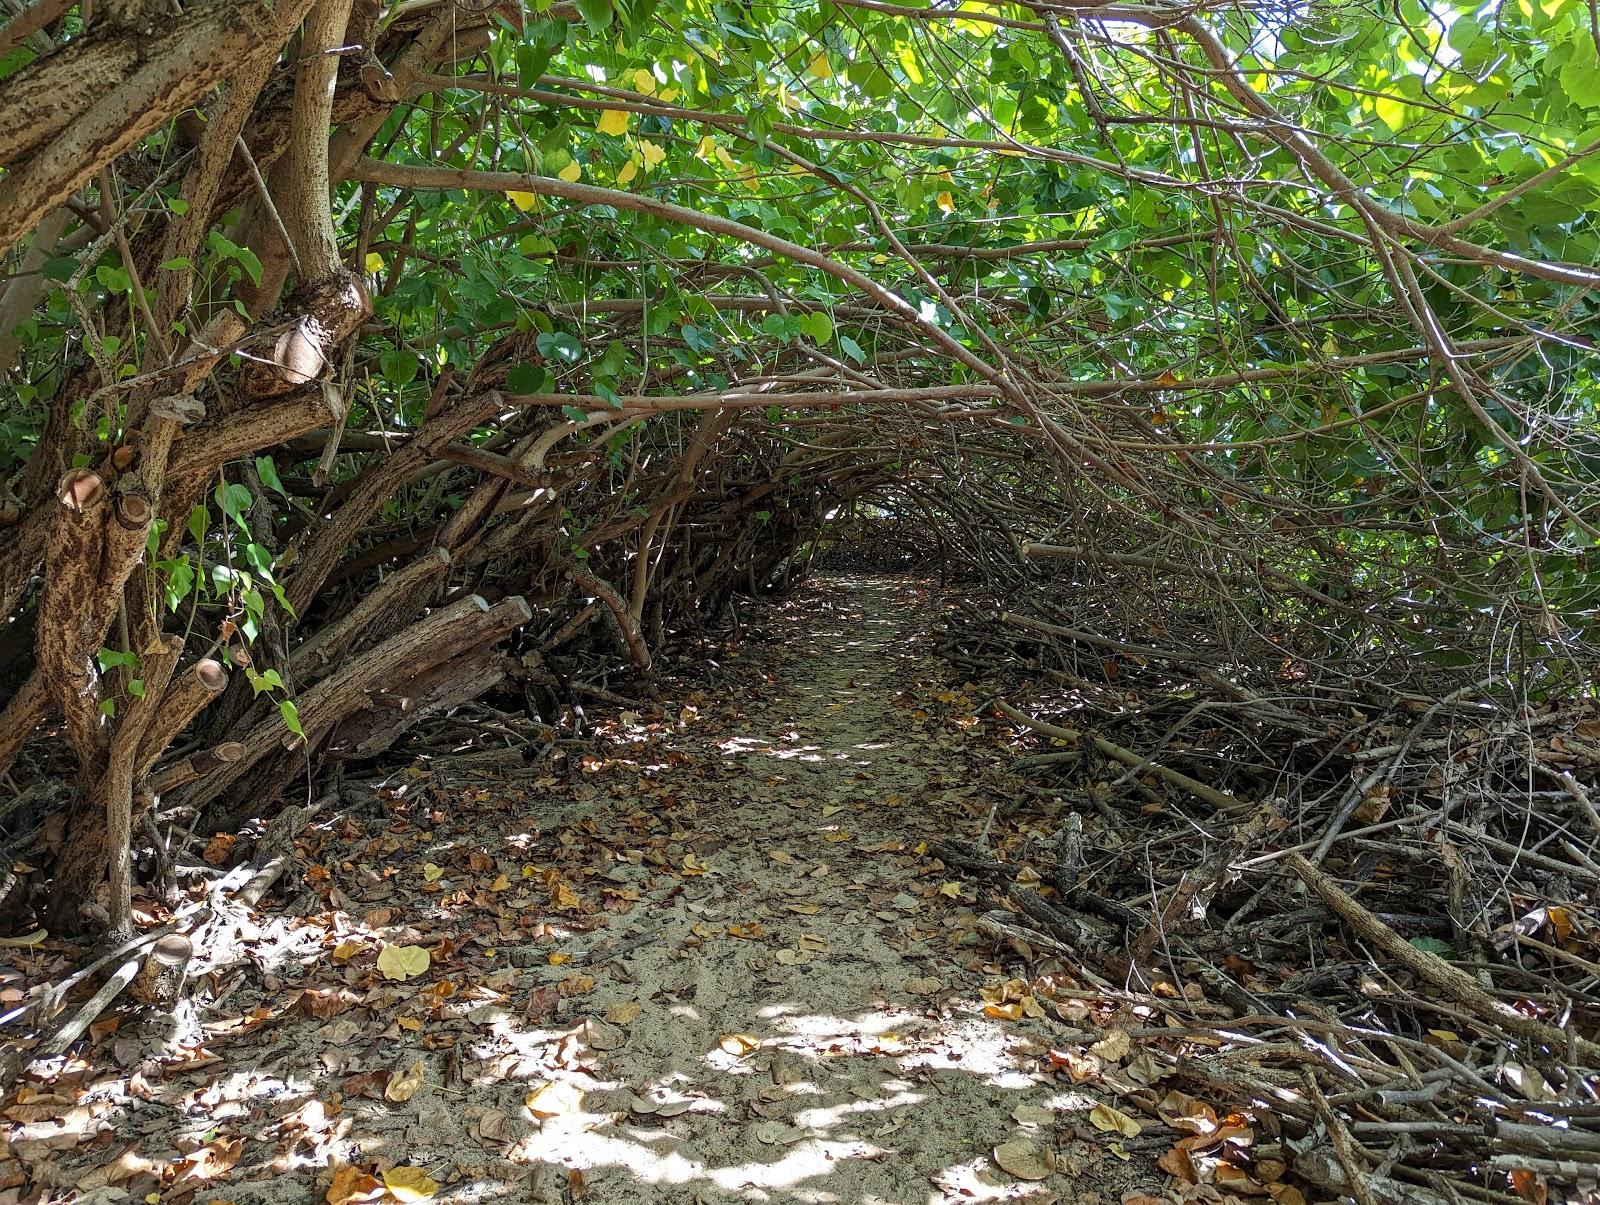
1;0;1599;1200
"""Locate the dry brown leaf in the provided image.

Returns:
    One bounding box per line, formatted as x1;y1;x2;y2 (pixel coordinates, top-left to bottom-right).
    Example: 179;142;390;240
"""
325;1166;385;1205
1090;1029;1130;1062
993;1138;1055;1180
385;1059;425;1103
604;1000;643;1024
1088;1103;1141;1138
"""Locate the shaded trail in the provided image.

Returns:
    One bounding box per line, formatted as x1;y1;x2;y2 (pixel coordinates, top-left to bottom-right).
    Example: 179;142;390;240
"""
18;577;1156;1204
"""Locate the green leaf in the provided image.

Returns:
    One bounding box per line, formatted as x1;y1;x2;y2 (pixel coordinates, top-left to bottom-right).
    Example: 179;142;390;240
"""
254;456;289;499
187;504;209;545
575;0;611;33
159;256;192;271
838;335;865;364
535;331;583;364
561;404;589;422
505;363;552;393
800;312;834;343
279;698;305;740
1409;936;1454;956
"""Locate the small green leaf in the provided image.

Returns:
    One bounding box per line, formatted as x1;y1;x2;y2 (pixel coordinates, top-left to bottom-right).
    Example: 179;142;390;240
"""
1409;936;1454;956
187;504;209;545
254;456;289;499
838;335;865;364
159;257;192;271
128;679;145;699
561;404;589;422
279;698;305;739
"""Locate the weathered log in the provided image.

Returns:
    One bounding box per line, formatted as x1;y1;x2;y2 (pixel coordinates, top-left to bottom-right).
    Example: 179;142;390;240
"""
181;594;533;814
326;642;506;761
288;546;451;677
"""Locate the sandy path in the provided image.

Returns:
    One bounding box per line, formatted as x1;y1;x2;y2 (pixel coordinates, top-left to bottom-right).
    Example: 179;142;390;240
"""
14;577;1154;1205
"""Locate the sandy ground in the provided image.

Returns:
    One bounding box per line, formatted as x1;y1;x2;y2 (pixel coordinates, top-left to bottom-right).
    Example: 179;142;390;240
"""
6;576;1161;1205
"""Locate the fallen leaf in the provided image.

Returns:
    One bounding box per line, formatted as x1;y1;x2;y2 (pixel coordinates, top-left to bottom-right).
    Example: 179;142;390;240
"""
1089;1103;1142;1138
1091;1029;1130;1062
331;940;362;962
728;923;766;940
379;1166;439;1202
525;1080;585;1118
718;1033;760;1057
993;1138;1055;1180
1012;1104;1054;1126
604;1000;643;1024
489;873;510;891
376;944;430;981
422;862;444;882
385;1059;425;1103
325;1166;384;1205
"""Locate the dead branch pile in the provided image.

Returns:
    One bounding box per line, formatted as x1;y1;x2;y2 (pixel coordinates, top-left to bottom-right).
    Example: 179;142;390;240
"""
922;519;1600;1204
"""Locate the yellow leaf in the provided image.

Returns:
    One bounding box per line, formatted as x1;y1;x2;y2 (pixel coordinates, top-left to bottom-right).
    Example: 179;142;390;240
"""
525;1079;585;1118
696;134;716;159
489;873;509;891
1375;94;1405;131
639;140;666;169
937;190;955;215
331;939;362;961
385;1058;425;1102
1088;1103;1142;1138
364;252;385;274
984;1001;1023;1021
548;952;572;965
396;1016;422;1032
382;1167;439;1203
557;160;582;183
616;158;639;185
823;831;852;842
522;865;535;878
632;68;657;95
506;190;540;213
597;109;630;136
807;52;831;79
728;922;766;940
785;903;819;915
376;943;430;981
938;881;961;898
422;863;444;883
714;146;737;171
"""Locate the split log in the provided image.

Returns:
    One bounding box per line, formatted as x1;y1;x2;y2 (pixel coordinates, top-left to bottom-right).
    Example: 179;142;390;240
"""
325;642;505;761
180;594;533;815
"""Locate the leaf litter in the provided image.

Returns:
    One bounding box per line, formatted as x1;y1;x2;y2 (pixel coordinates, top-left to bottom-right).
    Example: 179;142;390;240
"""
0;579;1172;1203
